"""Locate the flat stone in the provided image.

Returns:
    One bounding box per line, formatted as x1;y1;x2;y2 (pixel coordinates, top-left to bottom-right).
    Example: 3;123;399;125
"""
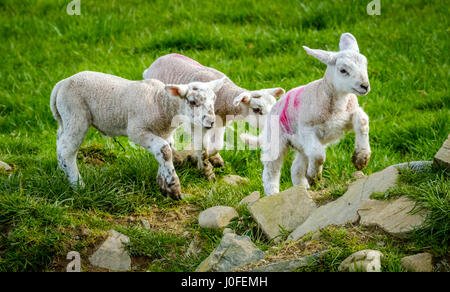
249;251;326;272
198;206;238;229
89;230;131;271
195;233;265;272
358;196;427;238
433;134;450;171
401;253;433;272
338;250;383;272
248;186;316;240
238;191;260;206
288;166;399;241
0;161;12;172
222;175;249;187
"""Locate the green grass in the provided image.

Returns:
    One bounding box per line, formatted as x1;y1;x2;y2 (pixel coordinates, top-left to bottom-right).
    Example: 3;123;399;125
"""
0;0;449;271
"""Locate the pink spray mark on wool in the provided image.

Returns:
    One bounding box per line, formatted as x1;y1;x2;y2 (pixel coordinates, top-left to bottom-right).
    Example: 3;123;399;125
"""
171;53;204;68
280;86;305;134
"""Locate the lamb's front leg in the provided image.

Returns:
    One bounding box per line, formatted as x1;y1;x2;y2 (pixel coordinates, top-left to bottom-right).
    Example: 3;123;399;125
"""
351;108;371;170
205;127;226;168
194;149;216;181
302;131;326;187
129;130;181;200
167;134;185;167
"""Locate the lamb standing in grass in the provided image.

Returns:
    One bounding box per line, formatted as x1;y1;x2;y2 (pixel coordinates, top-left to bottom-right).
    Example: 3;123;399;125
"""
143;54;285;180
50;71;225;199
241;33;372;195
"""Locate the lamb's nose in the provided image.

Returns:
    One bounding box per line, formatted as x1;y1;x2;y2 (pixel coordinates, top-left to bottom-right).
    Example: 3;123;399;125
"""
360;83;369;91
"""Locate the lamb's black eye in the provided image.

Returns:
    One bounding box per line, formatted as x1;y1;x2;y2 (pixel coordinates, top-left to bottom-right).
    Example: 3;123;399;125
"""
340;69;348;75
253;108;262;114
189;100;197;106
192;87;198;91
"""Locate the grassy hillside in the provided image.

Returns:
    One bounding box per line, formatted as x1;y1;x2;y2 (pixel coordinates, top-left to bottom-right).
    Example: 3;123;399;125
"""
0;0;448;271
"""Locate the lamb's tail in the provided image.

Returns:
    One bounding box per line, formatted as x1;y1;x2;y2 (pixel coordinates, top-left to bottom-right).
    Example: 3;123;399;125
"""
240;133;262;148
50;80;63;129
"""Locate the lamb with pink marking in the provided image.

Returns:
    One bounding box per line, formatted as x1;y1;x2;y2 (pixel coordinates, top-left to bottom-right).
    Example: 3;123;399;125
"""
241;33;372;195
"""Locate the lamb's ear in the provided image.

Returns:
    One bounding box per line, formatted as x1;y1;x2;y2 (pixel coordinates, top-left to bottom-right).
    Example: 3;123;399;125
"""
339;33;359;52
165;84;188;98
208;77;227;93
233;92;252;106
303;46;336;66
260;88;285;98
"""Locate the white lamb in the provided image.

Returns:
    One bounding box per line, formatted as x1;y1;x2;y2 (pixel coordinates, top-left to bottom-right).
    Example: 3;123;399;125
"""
143;53;285;180
50;71;225;199
241;33;372;195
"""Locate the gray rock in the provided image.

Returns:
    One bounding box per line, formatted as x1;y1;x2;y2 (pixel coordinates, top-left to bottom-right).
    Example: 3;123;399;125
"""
358;196;427;238
248;186;316;240
288;166;399;241
198;206;238;229
433;134;450;171
338;250;383;272
140;218;151;230
222;174;249;187
89;230;131;271
223;228;234;235
0;161;12;172
401;253;433;272
238;191;260;206
195;233;265;272
249;252;325;272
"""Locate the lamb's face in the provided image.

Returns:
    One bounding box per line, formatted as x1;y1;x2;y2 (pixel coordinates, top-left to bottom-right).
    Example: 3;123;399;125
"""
165;78;226;129
184;82;217;129
302;33;370;96
234;88;285;116
334;51;370;96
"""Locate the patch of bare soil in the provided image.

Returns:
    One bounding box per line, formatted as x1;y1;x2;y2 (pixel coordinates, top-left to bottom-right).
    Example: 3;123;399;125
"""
110;203;201;235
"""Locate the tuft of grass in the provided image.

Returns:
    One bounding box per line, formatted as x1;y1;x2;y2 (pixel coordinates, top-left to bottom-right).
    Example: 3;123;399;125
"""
295;226;412;272
0;193;69;272
116;226;196;272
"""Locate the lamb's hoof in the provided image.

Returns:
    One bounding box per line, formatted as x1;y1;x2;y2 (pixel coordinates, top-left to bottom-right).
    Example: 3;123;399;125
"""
207;172;216;181
202;162;216;181
204;167;216;181
70;179;85;190
172;148;185;167
157;175;182;200
352;150;371;170
209;153;225;168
